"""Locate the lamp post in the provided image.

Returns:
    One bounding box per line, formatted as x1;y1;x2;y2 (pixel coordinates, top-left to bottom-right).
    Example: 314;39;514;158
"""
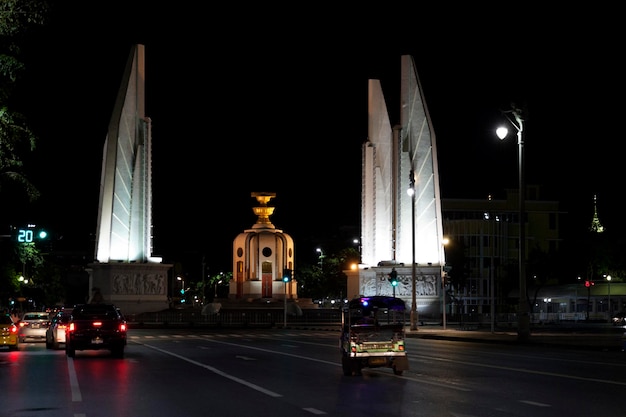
575;276;581;322
543;298;551;316
407;170;418;331
496;103;530;341
284;277;288;328
353;238;361;263
606;275;612;323
177;276;185;295
442;237;449;330
484;210;498;333
316;248;324;268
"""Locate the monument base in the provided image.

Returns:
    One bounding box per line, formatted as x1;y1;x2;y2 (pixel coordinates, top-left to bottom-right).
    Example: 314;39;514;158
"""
87;262;172;315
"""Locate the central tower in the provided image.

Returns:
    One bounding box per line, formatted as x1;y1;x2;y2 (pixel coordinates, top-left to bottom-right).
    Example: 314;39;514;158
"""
230;193;296;302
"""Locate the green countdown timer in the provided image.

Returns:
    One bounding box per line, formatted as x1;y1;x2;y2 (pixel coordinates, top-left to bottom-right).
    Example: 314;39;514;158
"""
17;229;47;243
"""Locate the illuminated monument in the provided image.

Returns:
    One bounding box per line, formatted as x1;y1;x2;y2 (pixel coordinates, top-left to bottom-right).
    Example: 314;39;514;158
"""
346;55;446;317
230;193;297;305
88;44;171;314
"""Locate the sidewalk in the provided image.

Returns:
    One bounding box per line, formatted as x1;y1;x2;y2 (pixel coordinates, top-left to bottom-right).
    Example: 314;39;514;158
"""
405;323;626;350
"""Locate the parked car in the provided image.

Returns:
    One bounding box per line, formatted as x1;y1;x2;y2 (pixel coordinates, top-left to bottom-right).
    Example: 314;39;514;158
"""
65;303;127;358
46;310;71;349
0;314;19;350
18;311;51;343
612;311;625;326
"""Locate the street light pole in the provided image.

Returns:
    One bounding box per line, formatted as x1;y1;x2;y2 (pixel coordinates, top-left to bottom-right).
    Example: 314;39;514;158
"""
316;248;324;268
606;275;612;323
442;238;449;330
408;170;418;331
353;238;361;263
177;276;184;295
496;103;530;342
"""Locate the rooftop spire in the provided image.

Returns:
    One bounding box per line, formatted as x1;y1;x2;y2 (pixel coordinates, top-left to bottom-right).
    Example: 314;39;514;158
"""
590;194;604;233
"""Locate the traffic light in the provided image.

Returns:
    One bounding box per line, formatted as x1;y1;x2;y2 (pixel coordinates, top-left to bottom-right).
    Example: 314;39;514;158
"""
283;268;292;282
15;226;48;242
388;268;398;287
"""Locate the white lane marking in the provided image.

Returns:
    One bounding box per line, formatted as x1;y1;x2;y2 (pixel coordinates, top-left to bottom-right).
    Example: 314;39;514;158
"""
519;400;551;407
195;337;338;366
303;407;327;414
142;343;282;397
416;355;626;386
66;357;82;402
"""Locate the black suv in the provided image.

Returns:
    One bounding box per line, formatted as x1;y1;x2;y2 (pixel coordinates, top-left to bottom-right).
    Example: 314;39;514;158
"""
65;303;127;358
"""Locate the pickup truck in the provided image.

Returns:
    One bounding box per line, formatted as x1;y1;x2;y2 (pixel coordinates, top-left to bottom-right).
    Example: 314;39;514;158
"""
65;303;127;358
340;296;409;376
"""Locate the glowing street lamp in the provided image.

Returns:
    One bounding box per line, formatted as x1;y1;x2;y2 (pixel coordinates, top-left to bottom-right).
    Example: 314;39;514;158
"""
496;103;530;342
353;238;361;262
316;248;324;268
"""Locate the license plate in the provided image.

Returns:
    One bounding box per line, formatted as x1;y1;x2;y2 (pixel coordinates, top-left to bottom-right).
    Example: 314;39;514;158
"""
92;337;103;344
32;324;40;328
369;357;386;366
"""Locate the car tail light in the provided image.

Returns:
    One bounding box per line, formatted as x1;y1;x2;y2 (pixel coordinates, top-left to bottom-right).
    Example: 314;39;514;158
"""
19;322;28;327
10;325;18;334
92;321;103;327
120;323;127;332
68;323;75;332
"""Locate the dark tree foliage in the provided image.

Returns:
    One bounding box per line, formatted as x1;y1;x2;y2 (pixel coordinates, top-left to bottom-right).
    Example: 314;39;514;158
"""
294;247;357;302
0;1;49;309
0;0;48;201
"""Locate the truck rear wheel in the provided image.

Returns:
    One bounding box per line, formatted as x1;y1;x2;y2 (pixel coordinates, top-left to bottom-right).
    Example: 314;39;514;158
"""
342;356;362;376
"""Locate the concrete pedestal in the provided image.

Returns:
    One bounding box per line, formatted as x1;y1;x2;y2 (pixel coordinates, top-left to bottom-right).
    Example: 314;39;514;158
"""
87;262;172;315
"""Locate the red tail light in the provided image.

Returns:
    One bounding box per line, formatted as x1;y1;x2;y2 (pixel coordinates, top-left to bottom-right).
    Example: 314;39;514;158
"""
120;323;127;332
68;323;75;332
10;325;18;334
92;321;103;327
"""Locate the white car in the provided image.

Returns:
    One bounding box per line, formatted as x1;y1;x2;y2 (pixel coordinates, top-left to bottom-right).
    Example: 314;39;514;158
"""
18;311;50;343
46;310;71;349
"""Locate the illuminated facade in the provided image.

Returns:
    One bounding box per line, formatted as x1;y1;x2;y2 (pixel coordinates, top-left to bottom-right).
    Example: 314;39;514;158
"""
88;44;171;315
346;55;446;317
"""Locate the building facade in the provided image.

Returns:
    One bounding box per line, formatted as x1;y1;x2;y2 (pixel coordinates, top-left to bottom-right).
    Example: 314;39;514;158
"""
442;190;624;322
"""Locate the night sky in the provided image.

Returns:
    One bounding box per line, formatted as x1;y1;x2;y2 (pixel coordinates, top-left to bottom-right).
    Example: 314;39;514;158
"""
4;2;624;274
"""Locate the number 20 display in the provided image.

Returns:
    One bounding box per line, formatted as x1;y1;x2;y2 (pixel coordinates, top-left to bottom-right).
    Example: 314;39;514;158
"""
17;229;34;243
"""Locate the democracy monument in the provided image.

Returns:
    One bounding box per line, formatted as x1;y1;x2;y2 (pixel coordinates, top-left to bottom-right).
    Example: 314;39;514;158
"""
87;45;446;318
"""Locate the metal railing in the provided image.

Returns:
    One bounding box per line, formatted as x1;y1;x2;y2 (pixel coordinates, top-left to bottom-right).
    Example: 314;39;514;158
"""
126;308;342;328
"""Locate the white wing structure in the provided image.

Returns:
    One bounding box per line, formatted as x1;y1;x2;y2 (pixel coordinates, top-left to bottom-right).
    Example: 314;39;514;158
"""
361;55;445;269
95;44;159;263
